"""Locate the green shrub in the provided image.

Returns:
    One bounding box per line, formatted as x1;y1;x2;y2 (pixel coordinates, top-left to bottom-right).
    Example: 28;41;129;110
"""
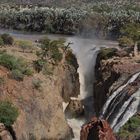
16;40;33;52
0;53;20;70
118;36;134;48
0;101;18;127
0;77;5;85
51;50;63;63
117;115;140;139
33;59;45;72
1;34;14;45
32;78;42;90
11;69;24;81
42;63;54;76
0;53;25;71
23;68;33;76
0;37;4;46
38;37;63;63
0;53;32;80
100;48;117;60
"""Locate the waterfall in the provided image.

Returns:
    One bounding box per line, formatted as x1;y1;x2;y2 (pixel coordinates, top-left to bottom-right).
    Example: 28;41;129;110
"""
100;72;140;132
63;37;100;140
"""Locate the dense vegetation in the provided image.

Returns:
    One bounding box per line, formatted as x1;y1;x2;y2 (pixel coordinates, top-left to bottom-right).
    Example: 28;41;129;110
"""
0;101;18;127
117;115;140;139
0;34;14;45
0;1;139;38
0;51;32;80
99;48;118;60
34;36;77;75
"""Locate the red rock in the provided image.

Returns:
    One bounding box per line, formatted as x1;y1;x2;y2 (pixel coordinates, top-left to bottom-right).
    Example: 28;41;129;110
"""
80;117;116;140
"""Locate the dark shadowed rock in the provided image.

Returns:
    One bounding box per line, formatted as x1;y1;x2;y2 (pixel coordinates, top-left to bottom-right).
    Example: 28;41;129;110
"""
80;117;116;140
0;123;13;140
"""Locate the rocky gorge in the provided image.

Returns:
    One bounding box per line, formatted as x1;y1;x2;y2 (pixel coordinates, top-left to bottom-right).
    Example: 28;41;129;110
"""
92;48;140;139
0;38;80;140
0;30;139;140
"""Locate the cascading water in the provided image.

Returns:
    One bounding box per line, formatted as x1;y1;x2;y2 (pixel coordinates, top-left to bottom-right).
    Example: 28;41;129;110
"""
100;72;140;132
63;37;100;140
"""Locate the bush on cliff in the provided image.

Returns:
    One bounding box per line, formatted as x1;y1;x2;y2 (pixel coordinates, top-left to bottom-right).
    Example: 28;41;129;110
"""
38;36;63;63
117;115;140;139
0;53;32;80
99;48;117;60
16;40;33;53
118;36;134;48
11;69;24;81
0;101;18;127
1;34;14;45
32;78;42;91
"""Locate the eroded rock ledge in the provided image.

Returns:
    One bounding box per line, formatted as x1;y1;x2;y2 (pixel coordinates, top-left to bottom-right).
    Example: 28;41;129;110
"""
93;48;140;140
94;48;140;116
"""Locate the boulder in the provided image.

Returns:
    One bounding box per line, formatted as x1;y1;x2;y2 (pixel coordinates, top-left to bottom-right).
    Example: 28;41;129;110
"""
80;117;116;140
65;99;84;118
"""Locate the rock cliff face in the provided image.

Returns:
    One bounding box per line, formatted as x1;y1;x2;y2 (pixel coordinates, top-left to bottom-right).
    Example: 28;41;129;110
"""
94;50;140;116
93;49;140;139
0;54;80;140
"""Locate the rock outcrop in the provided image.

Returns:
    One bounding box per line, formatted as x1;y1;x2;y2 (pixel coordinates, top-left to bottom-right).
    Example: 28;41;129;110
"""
93;48;140;139
94;50;140;115
0;123;13;140
0;49;80;140
80;117;116;140
65;99;84;119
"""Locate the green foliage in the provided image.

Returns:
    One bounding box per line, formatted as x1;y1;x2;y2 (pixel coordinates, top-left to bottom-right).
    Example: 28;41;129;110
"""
32;78;42;90
0;34;14;45
0;52;32;80
0;77;5;85
23;68;33;76
16;40;33;52
51;49;63;63
0;37;4;46
39;37;63;63
11;69;24;81
92;3;112;13
100;48;117;60
0;7;86;35
0;101;18;126
0;53;25;70
118;36;134;48
33;59;45;72
0;3;139;38
117;115;140;139
120;23;140;42
42;63;54;76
